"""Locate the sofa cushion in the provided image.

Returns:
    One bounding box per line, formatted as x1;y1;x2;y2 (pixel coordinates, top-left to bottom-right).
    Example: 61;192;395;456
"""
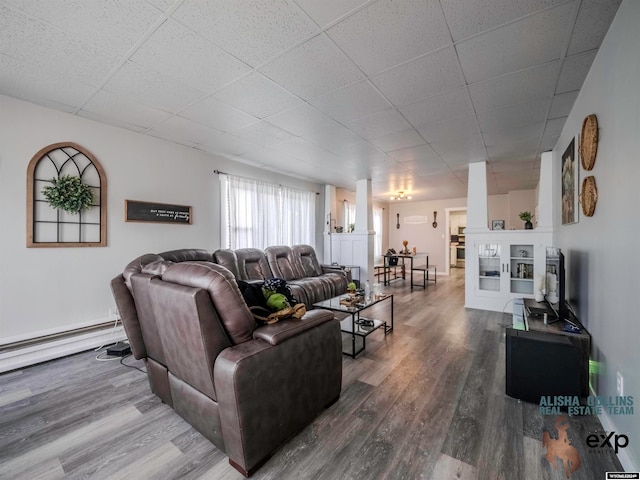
123;253;164;288
265;245;305;281
212;249;240;278
292;244;323;277
236;248;273;281
162;262;256;344
158;248;212;263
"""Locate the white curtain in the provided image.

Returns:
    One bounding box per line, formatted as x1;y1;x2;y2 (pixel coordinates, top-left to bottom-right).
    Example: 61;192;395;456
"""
221;174;315;250
343;200;356;231
373;207;383;257
281;187;315;246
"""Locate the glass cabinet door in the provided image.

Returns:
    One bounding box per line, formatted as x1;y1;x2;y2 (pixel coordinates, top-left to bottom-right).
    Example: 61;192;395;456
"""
478;243;501;292
510;244;534;294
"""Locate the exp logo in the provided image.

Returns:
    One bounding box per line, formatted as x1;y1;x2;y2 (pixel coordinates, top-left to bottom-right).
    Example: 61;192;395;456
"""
586;430;630;453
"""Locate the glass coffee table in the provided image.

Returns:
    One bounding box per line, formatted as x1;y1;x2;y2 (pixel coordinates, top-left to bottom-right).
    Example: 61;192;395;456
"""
313;293;393;358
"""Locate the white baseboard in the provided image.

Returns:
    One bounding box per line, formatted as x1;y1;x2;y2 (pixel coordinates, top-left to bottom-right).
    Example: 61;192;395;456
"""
590;386;639;472
597;406;638;472
0;326;126;374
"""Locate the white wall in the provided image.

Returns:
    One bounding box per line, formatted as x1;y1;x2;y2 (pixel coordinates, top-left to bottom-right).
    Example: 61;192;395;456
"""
388;197;466;269
0;95;322;341
487;190;536;230
552;0;639;470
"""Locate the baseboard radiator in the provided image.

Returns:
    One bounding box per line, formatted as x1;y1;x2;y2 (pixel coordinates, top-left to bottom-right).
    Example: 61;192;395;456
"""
0;321;126;374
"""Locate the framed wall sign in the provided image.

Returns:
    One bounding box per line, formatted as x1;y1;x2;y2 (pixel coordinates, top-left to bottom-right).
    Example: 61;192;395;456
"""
125;200;192;224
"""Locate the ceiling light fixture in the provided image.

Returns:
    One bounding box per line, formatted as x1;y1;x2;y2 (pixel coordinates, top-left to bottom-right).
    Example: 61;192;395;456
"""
390;191;412;201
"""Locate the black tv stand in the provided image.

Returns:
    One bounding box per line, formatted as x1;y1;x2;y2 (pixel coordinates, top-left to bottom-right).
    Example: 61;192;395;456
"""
505;298;591;403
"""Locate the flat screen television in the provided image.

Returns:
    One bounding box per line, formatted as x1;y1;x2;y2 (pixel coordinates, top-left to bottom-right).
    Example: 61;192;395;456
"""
545;247;566;322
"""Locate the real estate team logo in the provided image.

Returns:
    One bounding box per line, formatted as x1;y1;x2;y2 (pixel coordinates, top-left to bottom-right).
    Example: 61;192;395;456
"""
542;417;582;479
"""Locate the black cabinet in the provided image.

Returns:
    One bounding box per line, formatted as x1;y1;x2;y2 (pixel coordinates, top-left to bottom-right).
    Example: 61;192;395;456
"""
505;299;590;403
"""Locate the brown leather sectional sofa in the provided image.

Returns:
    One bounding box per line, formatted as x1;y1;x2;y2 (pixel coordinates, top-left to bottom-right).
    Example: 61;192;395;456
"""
110;245;344;476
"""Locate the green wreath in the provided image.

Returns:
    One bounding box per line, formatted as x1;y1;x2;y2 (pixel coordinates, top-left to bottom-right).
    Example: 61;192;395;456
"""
42;175;95;214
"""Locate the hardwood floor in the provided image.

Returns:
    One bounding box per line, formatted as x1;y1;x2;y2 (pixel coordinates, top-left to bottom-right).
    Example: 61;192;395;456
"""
0;269;623;479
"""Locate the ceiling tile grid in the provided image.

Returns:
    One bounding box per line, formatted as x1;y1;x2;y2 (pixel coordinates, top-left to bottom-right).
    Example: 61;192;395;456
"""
259;33;365;101
325;0;451;75
0;0;623;201
371;47;466;107
130;19;252;94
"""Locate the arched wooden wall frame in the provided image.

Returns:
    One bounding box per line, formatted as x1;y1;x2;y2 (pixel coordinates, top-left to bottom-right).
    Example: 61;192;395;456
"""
27;142;107;247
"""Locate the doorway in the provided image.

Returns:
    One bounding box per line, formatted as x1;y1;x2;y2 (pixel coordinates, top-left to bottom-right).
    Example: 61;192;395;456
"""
444;207;467;276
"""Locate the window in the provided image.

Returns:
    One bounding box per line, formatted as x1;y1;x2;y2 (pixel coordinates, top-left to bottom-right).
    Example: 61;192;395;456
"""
373;207;383;257
221;174;316;250
343;200;355;232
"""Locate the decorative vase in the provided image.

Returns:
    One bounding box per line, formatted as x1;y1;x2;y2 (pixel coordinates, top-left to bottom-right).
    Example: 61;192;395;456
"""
524;221;533;229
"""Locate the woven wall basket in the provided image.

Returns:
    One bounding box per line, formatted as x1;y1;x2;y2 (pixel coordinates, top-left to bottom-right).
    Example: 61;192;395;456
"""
580;114;598;170
580;176;598;217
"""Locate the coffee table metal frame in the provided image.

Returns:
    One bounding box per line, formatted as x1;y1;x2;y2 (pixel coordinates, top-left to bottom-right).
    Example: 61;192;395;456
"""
313;294;394;358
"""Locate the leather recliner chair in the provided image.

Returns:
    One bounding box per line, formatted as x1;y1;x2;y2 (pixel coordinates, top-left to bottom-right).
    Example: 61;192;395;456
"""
111;253;342;476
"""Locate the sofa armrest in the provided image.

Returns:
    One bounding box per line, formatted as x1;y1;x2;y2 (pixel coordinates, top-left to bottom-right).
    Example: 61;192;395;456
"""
214;319;341;475
320;264;349;279
252;309;334;345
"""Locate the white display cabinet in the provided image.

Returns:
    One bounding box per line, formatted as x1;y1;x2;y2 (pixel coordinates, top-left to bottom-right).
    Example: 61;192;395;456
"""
465;231;551;313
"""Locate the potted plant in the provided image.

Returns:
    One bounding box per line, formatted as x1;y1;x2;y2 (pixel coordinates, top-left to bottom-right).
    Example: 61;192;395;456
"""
519;211;534;230
347;281;357;294
42;175;94;214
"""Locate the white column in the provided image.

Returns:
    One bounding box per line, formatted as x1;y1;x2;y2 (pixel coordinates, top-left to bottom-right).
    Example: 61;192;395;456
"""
466;161;490;232
355;178;373;233
323;185;337;264
355;179;374;285
536;152;553;231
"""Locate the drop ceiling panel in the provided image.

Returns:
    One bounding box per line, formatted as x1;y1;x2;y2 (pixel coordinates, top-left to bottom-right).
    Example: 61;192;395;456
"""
482;122;544;147
80;90;172;129
556;51;597;94
232;120;297;148
416;114;479;143
171;0;319;67
371;47;465;107
102;61;204;113
345;109;413;140
440;0;567;42
431;139;488;166
212;72;302;119
3;0;163;56
309;81;391;124
326;0;450;76
0;6;120;88
131;19;251;93
399;87;473;128
259;33;364;100
149;116;223;146
457;3;573;84
0;54;95;110
198;132;254;157
549;91;579;119
542;116;567;139
469;61;560;113
567;0;622;56
477;99;551;133
368;129;426;153
294;0;371;28
265;103;342;137
301;124;367;154
269;138;338;164
490;158;537;173
487;140;539;162
78;110;148;133
180;97;258;132
387;144;441;164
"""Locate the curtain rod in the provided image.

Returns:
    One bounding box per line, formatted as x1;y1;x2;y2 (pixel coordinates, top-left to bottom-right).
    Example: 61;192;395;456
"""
214;169;319;194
